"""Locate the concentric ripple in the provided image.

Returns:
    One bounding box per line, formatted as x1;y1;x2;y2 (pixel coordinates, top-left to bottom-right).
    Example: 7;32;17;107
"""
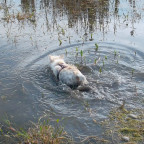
6;41;141;138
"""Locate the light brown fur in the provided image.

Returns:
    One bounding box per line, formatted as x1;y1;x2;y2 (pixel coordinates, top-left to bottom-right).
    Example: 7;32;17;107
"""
48;55;88;88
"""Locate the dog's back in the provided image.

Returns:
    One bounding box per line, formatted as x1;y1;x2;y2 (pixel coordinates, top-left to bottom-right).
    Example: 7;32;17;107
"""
59;65;88;87
48;55;88;88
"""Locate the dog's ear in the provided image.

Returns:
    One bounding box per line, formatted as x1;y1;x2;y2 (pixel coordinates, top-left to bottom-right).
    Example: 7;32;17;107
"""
48;55;53;62
59;54;64;59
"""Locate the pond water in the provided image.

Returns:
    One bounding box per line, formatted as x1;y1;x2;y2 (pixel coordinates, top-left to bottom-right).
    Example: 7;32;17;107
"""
0;0;144;143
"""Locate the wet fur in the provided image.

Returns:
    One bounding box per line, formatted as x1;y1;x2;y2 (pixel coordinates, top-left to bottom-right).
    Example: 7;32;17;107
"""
48;55;88;89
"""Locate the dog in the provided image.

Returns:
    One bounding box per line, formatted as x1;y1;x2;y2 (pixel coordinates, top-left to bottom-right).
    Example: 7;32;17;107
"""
48;55;89;89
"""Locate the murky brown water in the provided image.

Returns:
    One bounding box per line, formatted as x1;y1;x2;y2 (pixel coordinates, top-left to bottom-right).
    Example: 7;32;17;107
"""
0;0;144;143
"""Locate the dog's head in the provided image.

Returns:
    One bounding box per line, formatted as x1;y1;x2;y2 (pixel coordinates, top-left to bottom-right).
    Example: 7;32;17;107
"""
49;55;64;64
48;55;64;63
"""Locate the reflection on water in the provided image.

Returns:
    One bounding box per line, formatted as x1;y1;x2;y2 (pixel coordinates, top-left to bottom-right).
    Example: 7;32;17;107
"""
50;0;110;32
0;0;144;143
21;0;35;12
1;0;142;37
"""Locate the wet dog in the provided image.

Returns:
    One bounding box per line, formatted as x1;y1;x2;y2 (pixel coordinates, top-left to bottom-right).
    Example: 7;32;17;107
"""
48;55;89;89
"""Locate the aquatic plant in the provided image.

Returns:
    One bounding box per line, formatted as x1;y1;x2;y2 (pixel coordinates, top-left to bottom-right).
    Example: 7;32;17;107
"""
94;58;97;65
82;37;84;44
91;33;93;39
89;33;94;41
95;43;99;51
80;50;83;63
131;69;134;77
80;50;83;57
75;47;79;57
61;28;65;35
69;36;71;44
84;101;90;108
76;47;78;52
114;50;117;57
99;67;102;73
65;49;67;55
135;51;136;56
58;39;62;46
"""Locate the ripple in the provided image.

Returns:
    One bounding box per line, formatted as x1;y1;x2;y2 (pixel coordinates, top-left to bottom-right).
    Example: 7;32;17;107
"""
0;41;144;140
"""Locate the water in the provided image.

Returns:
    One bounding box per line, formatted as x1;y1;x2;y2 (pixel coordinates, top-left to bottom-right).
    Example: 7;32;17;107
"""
0;0;144;143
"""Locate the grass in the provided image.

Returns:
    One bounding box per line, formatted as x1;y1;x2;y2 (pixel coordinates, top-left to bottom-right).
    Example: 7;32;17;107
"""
22;121;69;144
0;119;71;144
103;107;144;143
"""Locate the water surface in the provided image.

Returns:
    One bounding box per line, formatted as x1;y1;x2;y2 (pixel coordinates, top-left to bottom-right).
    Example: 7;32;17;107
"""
0;0;144;143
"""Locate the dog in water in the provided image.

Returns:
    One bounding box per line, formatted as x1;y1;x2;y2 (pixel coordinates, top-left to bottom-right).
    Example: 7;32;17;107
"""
48;55;89;90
